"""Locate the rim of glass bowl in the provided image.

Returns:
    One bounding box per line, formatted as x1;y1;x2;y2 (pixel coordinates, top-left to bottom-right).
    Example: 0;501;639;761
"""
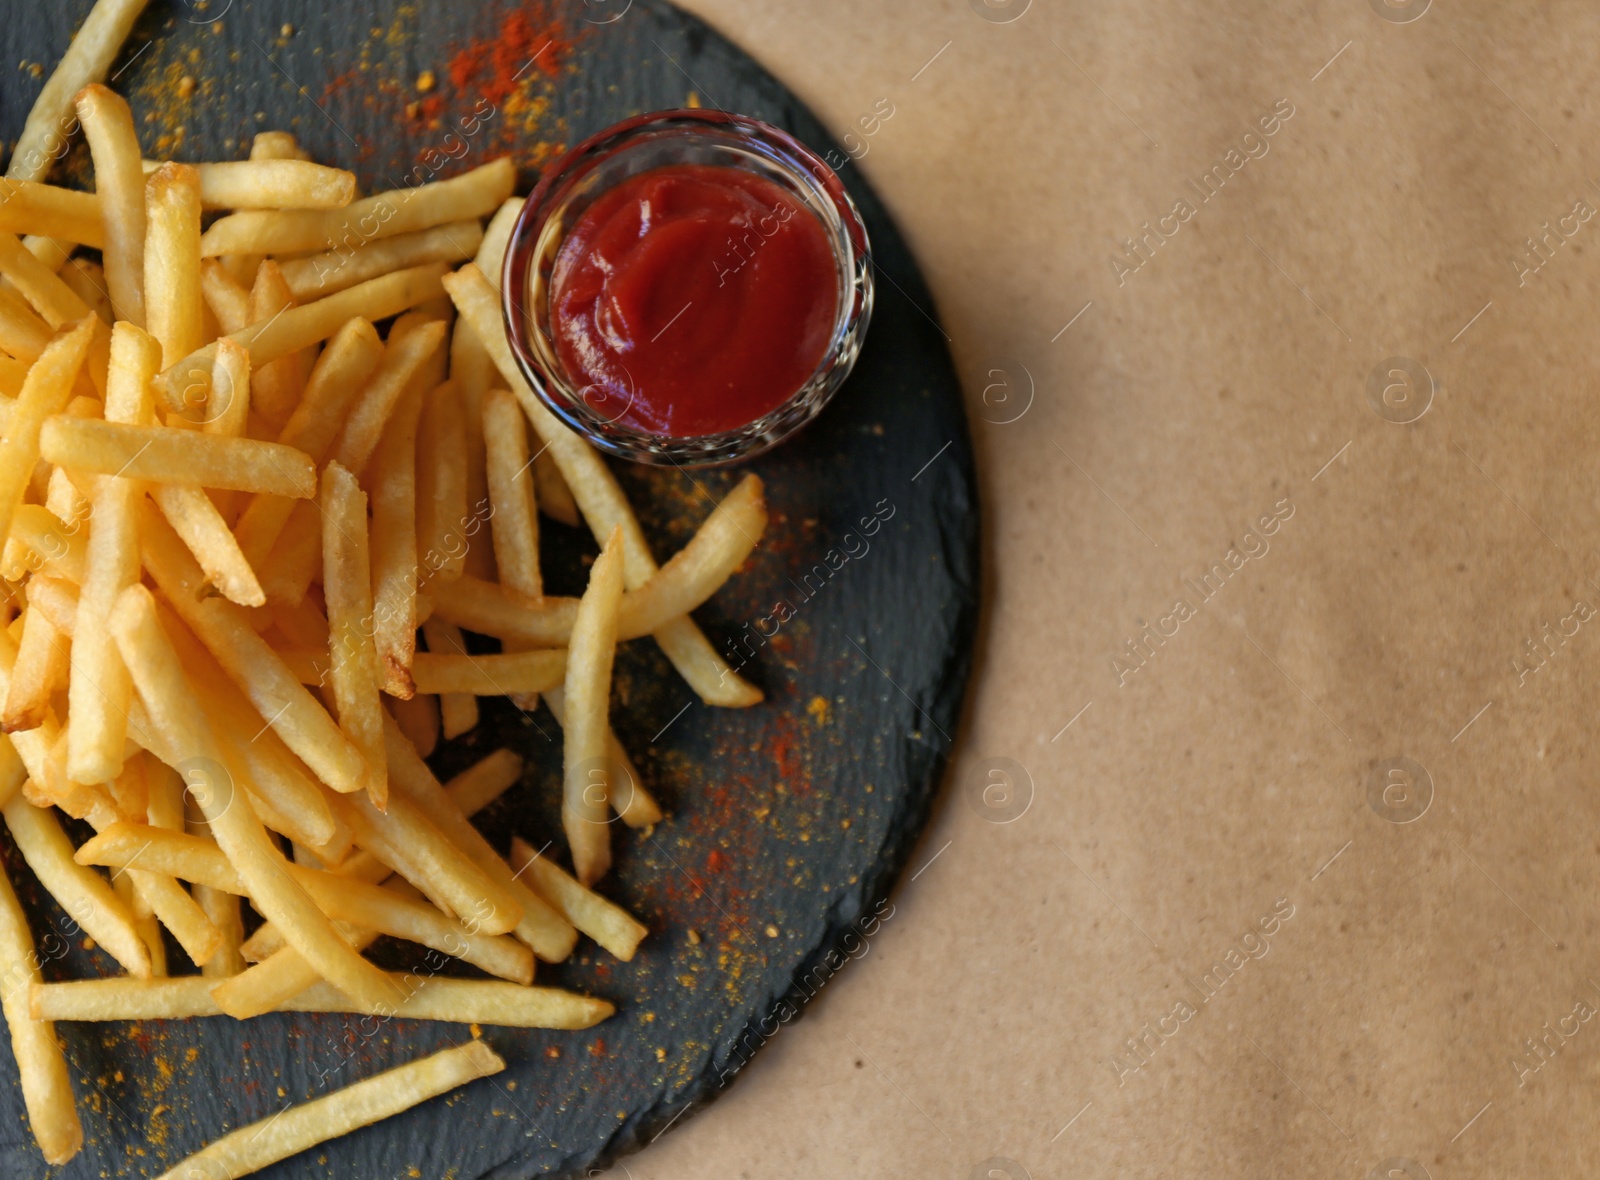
501;108;874;467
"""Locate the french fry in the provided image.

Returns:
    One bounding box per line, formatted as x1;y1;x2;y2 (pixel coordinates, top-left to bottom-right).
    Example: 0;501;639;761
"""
5;503;88;583
199;258;251;335
160;756;245;976
7;0;149;185
447;314;494;579
442;747;522;817
1;795;150;977
370;377;423;698
510;835;647;960
380;718;576;962
73;84;145;326
25;575;77;637
40;419;318;497
3;606;68;732
0;318;95;545
206;335;251;438
543;686;661;828
331;317;446;478
77;824;533;984
137;502;367;795
35;976;611;1028
149;482;265;606
0;860;81;1165
330;786;523;938
246;260;306;432
482;386;541;601
158;262;449;413
420;616;478;738
151;600;345;855
564;527;623;884
198;157;516;256
443;264;761;706
281;219;485;301
143;164;203;369
250;131;312;162
534;450;580;527
155;159;358;211
0;181;104;247
388;690;438;757
415;378;468;582
0;284;54;363
411;649;566;696
58;258;114;326
430;474;766;646
232;315;383;570
151;1041;505;1180
110;583;404;1012
320;462;386;807
474;196;524;285
0;355;27;398
0;232;95;329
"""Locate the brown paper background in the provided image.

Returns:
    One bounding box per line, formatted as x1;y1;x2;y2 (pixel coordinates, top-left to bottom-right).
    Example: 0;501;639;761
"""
619;2;1600;1176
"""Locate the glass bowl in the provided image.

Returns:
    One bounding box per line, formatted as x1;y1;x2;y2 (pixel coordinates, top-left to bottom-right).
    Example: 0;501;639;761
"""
501;108;873;466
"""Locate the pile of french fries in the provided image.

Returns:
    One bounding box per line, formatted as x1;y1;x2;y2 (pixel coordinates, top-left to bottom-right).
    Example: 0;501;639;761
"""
0;0;770;1171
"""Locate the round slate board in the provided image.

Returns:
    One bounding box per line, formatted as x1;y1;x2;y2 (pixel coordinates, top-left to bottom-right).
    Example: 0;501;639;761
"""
0;2;978;1176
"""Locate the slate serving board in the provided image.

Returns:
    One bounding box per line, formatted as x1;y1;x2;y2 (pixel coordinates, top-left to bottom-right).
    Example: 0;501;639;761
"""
0;1;978;1176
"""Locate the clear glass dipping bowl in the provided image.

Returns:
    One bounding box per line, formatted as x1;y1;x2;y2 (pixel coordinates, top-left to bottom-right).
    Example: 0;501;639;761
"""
501;109;873;467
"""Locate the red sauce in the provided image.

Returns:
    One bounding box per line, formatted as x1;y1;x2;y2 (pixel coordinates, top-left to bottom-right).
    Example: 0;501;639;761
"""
549;163;839;437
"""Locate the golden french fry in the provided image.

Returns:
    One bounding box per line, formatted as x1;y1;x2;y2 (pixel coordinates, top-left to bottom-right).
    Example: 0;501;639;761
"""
158;159;358;211
158;262;449;413
58;258;114;326
411;649;566;696
3;606;68;732
0;232;93;329
151;1041;504;1180
447;314;495;580
247;260;306;432
381;719;577;962
150;602;346;856
0;859;81;1165
8;0;149;185
420;616;478;738
25;575;77;637
137;502;367;795
281;219;484;301
0;355;28;398
250;131;311;162
196;884;245;978
389;690;438;757
329;786;524;939
1;795;150;977
5;503;88;583
332;317;446;478
206;335;251;438
442;747;522;817
482;387;541;601
40;418;317;497
35;976;611;1028
58;330;156;788
233;315;383;569
564;527;623;884
534;449;580;527
110;583;403;1012
415;378;468;582
77;823;534;984
198;157;515;256
443;264;762;706
321;461;386;807
474;196;524;284
149;483;265;606
143;163;203;369
0;318;95;545
199;257;252;335
543;686;661;828
510;835;647;960
75;84;146;325
370;378;424;698
0;181;103;247
0;284;54;363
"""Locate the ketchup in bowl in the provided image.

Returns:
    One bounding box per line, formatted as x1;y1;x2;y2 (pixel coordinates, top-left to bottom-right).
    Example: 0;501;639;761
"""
503;110;873;466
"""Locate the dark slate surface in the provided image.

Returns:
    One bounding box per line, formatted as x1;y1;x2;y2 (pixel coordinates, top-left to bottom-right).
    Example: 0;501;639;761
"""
0;1;978;1176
